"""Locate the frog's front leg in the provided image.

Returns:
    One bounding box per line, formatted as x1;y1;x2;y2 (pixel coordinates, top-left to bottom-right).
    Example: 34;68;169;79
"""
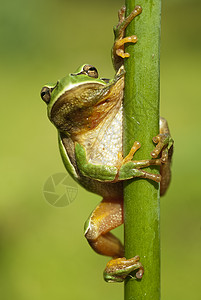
75;141;161;183
113;5;142;71
84;197;144;282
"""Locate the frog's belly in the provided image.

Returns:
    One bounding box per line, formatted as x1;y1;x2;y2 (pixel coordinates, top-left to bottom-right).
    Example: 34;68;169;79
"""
83;104;123;167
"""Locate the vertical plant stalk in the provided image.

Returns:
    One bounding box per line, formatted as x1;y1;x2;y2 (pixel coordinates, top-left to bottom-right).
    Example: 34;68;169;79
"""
123;0;161;299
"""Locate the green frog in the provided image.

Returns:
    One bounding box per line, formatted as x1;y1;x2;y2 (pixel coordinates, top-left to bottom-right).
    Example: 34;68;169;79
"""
40;6;173;282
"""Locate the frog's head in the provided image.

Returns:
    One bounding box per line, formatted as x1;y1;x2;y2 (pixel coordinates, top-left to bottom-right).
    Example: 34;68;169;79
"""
40;64;123;136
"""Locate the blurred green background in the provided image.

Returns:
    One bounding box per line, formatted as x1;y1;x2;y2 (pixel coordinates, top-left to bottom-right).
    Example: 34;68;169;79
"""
0;0;200;299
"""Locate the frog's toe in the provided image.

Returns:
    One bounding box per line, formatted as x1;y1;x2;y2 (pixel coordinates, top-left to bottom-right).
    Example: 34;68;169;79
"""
103;256;144;283
116;49;130;59
161;148;169;163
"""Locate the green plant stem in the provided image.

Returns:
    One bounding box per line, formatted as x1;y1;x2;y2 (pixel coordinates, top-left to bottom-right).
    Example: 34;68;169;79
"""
123;0;161;299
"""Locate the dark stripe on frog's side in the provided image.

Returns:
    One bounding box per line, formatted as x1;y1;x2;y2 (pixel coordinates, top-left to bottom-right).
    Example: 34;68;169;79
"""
50;82;107;134
50;80;123;137
51;83;105;117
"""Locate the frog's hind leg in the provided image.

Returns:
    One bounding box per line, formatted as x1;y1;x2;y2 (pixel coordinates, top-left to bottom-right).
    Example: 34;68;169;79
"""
84;197;124;257
84;197;143;282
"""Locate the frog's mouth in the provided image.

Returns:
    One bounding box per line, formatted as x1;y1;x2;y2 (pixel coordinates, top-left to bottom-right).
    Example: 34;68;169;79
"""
50;76;124;137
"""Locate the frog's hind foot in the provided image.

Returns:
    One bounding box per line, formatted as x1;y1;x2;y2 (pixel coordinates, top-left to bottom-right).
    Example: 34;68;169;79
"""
84;197;145;283
104;256;144;282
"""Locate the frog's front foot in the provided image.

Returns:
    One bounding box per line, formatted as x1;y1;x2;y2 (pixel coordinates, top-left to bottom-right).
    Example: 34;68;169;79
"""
151;133;174;163
104;256;144;283
113;6;142;71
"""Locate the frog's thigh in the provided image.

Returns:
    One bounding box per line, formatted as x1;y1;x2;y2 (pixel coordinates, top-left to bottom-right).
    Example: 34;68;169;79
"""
84;197;124;257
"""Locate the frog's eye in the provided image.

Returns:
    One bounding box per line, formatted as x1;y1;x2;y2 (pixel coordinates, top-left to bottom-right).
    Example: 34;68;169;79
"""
82;64;99;78
40;86;52;104
41;82;58;104
71;65;99;78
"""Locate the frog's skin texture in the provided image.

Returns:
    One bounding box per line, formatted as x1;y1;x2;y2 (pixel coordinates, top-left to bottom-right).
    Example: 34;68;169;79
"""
41;6;173;283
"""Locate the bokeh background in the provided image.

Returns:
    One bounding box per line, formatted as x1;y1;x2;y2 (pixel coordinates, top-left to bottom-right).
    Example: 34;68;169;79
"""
0;0;200;299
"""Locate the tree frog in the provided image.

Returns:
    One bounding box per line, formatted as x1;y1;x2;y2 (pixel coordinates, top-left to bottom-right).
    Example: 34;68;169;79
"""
40;6;173;283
